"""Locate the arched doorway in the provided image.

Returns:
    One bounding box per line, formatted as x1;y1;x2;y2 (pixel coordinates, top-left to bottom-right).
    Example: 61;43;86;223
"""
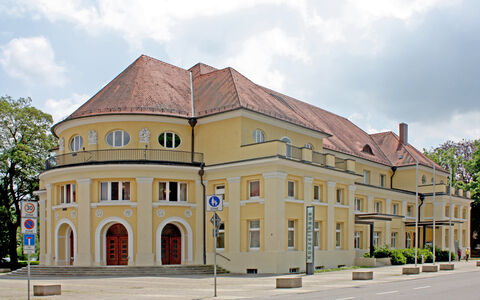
106;224;128;265
161;224;181;265
55;219;77;266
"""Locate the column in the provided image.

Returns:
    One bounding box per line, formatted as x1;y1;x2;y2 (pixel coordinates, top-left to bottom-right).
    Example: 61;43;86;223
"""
195;179;206;264
37;191;47;265
458;206;463;250
467;206;471;249
366;196;374;248
327;181;336;251
136;177;154;265
227;177;241;254
304;177;313;253
263;172;287;273
45;184;53;265
74;178;92;266
348;185;356;250
399;200;407;248
385;198;391;246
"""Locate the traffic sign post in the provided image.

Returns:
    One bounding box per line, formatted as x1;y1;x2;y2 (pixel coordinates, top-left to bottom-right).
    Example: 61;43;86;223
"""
21;201;37;300
21;218;37;234
210;211;222;297
21;201;38;218
207;195;223;212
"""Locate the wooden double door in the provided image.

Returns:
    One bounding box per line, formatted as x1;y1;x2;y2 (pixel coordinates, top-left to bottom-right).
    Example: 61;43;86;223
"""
161;224;181;265
106;224;128;265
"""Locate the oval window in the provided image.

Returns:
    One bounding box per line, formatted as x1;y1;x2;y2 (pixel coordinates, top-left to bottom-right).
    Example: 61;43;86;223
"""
70;135;83;152
253;129;265;143
159;132;181;148
106;130;130;147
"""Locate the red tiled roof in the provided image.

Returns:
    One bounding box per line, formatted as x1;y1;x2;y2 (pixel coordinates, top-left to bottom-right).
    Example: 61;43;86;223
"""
60;54;441;170
371;131;447;172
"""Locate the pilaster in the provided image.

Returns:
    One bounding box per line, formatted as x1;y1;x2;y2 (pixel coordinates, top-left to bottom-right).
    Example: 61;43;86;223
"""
135;177;154;265
36;193;47;265
45;184;53;265
347;185;356;250
327;181;336;250
195;179;206;264
385;198;391;246
227;177;241;254
74;178;92;266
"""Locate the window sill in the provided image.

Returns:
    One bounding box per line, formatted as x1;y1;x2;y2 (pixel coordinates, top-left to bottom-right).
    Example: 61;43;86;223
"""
153;201;196;207
91;201;137;207
52;203;78;210
312;201;328;206
241;198;264;206
248;248;260;252
285;198;304;204
334;204;349;208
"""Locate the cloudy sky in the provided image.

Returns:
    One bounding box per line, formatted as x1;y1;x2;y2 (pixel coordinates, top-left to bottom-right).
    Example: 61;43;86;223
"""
0;0;479;150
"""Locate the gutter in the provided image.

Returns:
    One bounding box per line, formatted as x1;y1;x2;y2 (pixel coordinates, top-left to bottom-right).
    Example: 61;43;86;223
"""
198;163;206;265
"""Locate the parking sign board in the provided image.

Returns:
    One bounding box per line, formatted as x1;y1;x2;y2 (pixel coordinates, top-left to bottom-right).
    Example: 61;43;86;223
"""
206;195;223;211
21;218;37;234
21;201;38;218
24;234;36;254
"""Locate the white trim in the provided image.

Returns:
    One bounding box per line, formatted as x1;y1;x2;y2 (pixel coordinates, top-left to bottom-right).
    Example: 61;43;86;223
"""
156;217;193;263
76;178;92;184
91;201;137;207
240;198;265;206
285;198;304;204
33;189;47;196
334;204;350;208
312;201;328;206
95;217;134;265
227;177;241;183
152;201;196;207
327;181;336;188
303;176;313;183
136;177;154;184
55;218;77;264
52;203;78;210
262;172;287;179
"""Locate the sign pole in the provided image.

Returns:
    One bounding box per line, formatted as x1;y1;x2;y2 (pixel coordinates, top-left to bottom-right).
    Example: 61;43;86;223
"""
214;212;217;297
27;253;31;300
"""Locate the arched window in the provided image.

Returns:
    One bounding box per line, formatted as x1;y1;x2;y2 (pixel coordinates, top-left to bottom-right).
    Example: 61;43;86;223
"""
281;137;292;158
70;135;83;152
253;129;265;143
304;143;313;150
421;175;427;184
159;132;181;149
362;144;374;155
106;130;130;147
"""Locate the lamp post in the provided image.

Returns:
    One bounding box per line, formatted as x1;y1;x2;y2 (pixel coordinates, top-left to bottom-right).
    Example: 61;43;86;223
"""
415;158;419;267
449;167;453;263
433;164;436;265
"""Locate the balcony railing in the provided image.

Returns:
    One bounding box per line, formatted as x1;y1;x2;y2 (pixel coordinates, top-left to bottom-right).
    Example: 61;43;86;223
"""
45;149;204;170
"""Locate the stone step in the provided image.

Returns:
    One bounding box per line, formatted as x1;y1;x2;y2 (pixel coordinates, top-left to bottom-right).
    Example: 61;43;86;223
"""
6;265;228;277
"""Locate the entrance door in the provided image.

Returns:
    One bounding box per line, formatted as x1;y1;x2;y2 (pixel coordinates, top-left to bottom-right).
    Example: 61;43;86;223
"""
106;224;128;265
69;231;74;265
161;224;181;265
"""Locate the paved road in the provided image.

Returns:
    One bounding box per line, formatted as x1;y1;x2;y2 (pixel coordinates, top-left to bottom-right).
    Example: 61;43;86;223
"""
251;270;480;300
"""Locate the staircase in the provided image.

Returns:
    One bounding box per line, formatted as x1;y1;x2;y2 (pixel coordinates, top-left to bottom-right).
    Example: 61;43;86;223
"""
6;265;229;278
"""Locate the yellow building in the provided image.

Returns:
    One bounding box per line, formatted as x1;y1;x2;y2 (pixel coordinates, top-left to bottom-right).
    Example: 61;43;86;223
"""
35;55;472;273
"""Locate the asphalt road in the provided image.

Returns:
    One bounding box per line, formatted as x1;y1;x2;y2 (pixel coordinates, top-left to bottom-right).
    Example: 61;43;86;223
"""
251;270;480;300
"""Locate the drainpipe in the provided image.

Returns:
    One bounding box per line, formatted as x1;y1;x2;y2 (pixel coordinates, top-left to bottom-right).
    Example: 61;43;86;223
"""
390;166;397;189
198;163;206;264
418;194;425;247
188;118;197;163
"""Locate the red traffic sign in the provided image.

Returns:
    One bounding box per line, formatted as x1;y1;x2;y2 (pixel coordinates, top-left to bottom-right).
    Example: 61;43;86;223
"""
21;218;37;234
21;201;38;218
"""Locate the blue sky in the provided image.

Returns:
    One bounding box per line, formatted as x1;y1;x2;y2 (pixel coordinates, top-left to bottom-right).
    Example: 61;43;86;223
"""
1;0;479;150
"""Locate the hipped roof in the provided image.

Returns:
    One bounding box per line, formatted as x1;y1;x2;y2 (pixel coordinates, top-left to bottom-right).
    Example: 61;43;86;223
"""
59;54;440;170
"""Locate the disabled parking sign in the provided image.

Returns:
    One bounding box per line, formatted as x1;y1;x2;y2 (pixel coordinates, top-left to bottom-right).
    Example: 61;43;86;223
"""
207;195;223;211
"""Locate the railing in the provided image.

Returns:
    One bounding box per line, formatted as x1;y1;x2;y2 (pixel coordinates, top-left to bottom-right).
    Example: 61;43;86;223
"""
312;151;326;165
291;145;302;160
335;157;346;170
45;149;204;170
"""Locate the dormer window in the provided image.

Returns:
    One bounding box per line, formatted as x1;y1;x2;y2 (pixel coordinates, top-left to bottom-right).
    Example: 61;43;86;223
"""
253;129;265;143
362;144;374;155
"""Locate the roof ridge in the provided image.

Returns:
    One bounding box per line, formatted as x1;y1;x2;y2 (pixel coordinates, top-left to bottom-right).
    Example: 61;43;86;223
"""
369;131;394;166
227;67;245;109
140;54;190;72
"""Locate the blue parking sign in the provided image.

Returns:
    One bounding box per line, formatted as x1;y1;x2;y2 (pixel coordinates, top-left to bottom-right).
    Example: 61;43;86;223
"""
24;234;35;246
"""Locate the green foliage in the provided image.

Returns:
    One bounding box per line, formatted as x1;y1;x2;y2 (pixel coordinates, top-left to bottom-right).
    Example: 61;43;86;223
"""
0;96;55;266
401;248;416;264
390;250;407;265
373;246;392;258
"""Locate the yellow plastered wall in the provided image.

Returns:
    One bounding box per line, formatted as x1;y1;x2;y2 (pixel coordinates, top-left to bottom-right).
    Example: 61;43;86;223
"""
285;203;304;250
240;175;264;200
91;178;137;202
315;206;328;249
335;208;349;249
240;203;265;252
355;162;392;187
313;180;327;202
286;175;304;199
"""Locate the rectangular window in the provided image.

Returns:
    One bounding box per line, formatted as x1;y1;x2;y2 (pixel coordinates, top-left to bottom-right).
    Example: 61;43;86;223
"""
354;231;361;249
454;207;459;218
392;203;398;215
336;189;343;204
354;198;362;212
391;232;397;249
335;223;342;249
374;201;381;213
407;205;413;217
249;220;260;250
462;208;466;219
249;180;260;198
406;232;412;248
313;185;321;201
373;231;380;247
158;181;188;202
215;184;225;200
288;220;295;249
100;181;130;201
380;174;386;188
216;223;225;250
445;206;449;217
59;184;76;204
363;170;370;184
314;221;320;248
287;181;295;198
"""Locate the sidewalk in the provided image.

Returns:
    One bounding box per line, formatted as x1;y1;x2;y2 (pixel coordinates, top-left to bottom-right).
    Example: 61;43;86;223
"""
0;261;477;300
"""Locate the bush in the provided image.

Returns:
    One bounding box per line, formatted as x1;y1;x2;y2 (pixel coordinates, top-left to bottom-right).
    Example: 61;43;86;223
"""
419;248;433;263
433;247;456;262
390;250;407;265
401;248;416;264
373;246;392;258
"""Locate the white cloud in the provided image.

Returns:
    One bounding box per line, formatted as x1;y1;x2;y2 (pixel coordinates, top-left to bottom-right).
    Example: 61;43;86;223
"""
43;93;88;123
0;36;66;86
224;28;310;91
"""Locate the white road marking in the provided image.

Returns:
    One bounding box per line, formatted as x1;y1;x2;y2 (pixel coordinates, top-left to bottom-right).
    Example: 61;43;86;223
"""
376;290;399;295
336;297;356;300
413;285;431;290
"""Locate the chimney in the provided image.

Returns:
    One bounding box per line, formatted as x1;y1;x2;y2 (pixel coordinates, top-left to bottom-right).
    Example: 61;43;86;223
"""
399;123;408;145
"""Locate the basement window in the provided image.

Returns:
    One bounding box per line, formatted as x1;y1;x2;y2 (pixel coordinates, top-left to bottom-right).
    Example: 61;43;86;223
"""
289;267;300;274
246;268;258;274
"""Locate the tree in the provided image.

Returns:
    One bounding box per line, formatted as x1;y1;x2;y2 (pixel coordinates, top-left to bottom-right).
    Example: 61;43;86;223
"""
0;96;55;267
